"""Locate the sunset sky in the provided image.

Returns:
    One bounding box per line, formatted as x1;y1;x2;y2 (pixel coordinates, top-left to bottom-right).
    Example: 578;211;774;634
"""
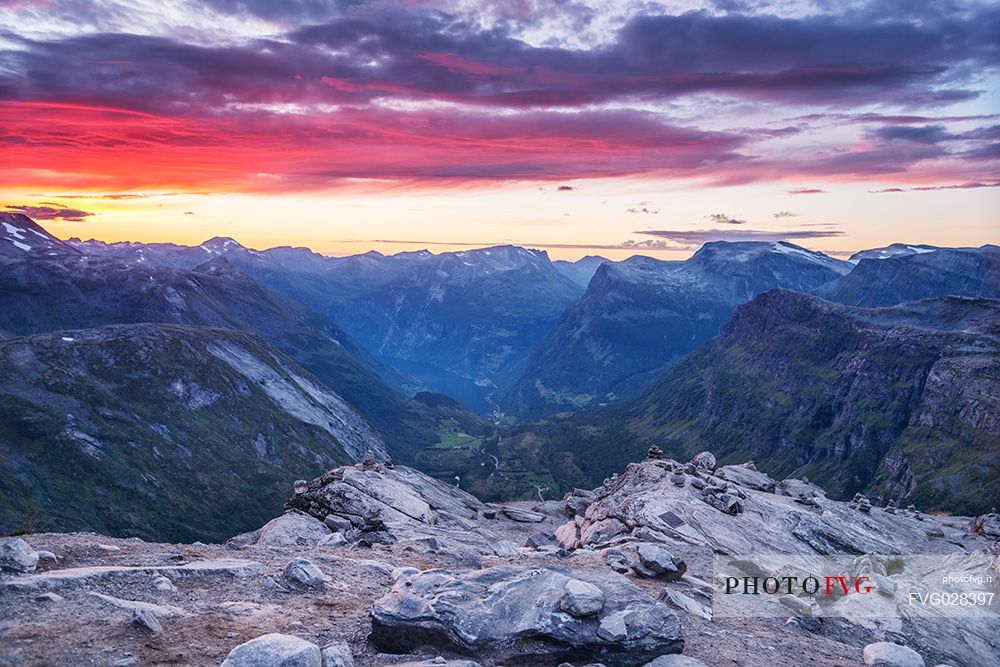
1;0;997;260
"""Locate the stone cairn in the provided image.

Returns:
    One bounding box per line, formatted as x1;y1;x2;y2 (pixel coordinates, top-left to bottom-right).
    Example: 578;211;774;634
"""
849;493;872;513
360;452;383;473
884;499;897;514
646;445;664;460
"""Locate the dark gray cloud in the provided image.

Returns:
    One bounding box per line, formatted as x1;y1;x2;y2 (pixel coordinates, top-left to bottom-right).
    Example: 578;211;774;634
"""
869;181;1000;193
707;213;746;225
4;204;94;221
3;4;998;114
873;124;955;144
637;228;844;244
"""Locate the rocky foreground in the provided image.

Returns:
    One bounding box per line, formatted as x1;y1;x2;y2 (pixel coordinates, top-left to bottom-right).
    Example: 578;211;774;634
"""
1;454;998;666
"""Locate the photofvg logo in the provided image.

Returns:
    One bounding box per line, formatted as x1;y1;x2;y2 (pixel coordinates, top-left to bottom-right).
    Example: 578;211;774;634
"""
712;554;999;619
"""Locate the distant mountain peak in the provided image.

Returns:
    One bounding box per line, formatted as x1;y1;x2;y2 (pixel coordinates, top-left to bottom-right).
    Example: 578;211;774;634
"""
0;212;81;257
200;236;246;254
849;243;939;263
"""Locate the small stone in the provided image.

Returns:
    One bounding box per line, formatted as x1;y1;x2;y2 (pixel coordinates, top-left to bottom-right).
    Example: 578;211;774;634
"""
320;641;355;667
97;544;121;552
36;550;57;562
153;575;177;592
282;558;329;591
500;506;545;523
383;455;395;469
112;658;139;667
559;579;605;617
779;594;814;615
492;541;518;556
862;641;925;667
0;538;39;573
293;480;308;494
36;592;64;603
670;472;686;487
636;543;687;581
323;514;353;533
876;576;897;598
319;532;347;547
131;609;162;634
221;633;322;667
597;611;629;641
525;532;558;550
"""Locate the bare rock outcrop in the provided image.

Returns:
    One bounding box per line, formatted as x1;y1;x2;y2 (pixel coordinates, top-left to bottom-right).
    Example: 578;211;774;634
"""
370;564;683;666
554;457;965;556
0;538;39;573
282;464;517;556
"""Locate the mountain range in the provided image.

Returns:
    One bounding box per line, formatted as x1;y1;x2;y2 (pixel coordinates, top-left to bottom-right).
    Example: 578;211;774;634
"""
497;241;851;416
2;212;998;533
66;231;603;412
0;213;488;464
816;243;1000;306
500;289;1000;514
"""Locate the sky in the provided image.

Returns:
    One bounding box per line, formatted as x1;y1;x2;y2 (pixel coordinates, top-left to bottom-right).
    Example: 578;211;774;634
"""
1;0;998;260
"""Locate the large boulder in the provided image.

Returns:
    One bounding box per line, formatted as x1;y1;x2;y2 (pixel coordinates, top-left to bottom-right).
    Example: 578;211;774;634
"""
220;633;321;667
862;642;925;667
227;511;333;548
0;538;39;573
689;452;716;472
560;578;605;617
281;558;329;591
370;564;683;666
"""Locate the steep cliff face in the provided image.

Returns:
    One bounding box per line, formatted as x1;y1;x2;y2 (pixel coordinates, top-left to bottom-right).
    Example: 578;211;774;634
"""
0;324;385;542
504;291;1000;514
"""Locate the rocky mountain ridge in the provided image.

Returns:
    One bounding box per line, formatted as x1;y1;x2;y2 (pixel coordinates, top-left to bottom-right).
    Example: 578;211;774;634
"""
1;456;997;666
62;232;591;411
0;238;489;465
815;244;1000;307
